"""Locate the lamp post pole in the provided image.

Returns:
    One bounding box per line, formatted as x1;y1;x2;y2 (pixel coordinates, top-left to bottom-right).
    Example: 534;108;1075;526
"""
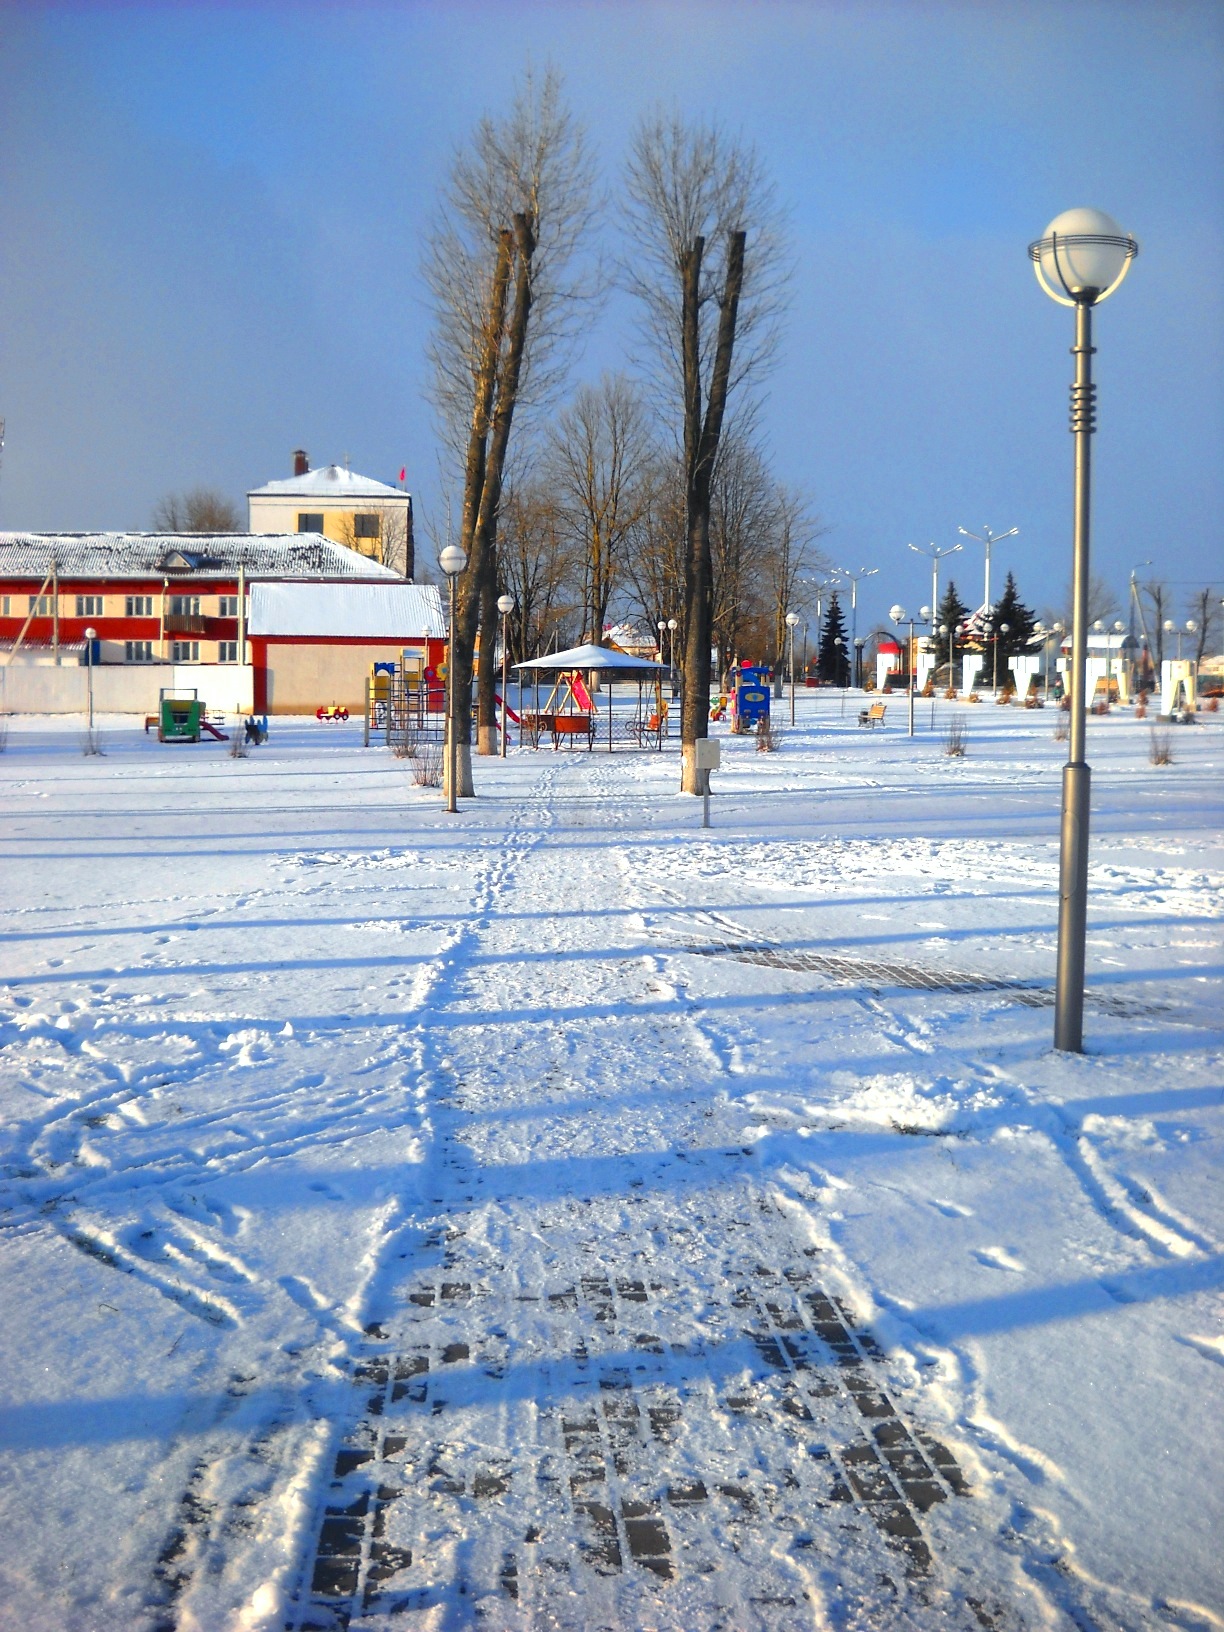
834;566;877;681
497;593;515;757
439;544;468;812
1029;206;1137;1052
908;541;962;637
786;611;799;725
889;606;916;736
957;524;1018;618
84;626;96;745
667;617;678;697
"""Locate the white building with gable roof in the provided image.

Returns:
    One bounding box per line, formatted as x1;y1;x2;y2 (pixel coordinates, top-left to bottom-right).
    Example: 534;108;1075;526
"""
248;451;414;575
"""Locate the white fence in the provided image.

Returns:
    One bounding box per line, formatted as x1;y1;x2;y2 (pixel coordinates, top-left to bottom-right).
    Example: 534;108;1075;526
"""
0;663;255;716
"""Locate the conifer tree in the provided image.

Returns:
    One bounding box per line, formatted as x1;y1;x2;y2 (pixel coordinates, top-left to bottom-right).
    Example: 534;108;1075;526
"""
988;571;1037;659
817;591;850;684
934;578;969;666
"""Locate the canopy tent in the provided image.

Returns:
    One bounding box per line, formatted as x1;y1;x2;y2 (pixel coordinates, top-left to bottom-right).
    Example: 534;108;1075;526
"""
512;643;668;751
513;642;665;674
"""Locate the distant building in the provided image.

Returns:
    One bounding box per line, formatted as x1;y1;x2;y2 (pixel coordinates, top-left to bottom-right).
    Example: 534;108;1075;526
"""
0;532;443;714
248;451;414;575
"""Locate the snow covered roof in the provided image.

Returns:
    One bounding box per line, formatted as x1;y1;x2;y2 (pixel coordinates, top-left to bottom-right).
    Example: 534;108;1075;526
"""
515;642;666;673
0;533;399;581
248;580;445;639
248;465;406;500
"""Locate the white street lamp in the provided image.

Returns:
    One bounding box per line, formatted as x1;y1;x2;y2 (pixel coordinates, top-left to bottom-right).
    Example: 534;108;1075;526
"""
497;593;515;757
908;541;962;638
785;610;799;724
833;566;877;683
890;604;916;737
439;543;468;812
667;616;678;697
1029;205;1138;1053
84;626;97;749
957;524;1018;618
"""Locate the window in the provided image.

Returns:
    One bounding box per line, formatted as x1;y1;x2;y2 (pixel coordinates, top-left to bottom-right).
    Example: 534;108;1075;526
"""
28;594;54;615
125;595;154;617
217;641;239;663
75;595;104;617
168;595;200;617
353;513;380;539
1;597;10;616
217;595;239;617
298;512;324;533
171;641;200;662
125;641;154;663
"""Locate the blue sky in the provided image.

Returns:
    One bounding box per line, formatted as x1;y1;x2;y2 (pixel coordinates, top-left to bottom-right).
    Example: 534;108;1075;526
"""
1;1;1220;635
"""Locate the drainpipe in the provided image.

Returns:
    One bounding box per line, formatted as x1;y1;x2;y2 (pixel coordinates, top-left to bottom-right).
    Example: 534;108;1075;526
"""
52;557;59;663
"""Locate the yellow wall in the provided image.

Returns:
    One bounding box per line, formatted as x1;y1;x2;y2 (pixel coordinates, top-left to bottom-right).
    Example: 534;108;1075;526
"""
265;642;408;712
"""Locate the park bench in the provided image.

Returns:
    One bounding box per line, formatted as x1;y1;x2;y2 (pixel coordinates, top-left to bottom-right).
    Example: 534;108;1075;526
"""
858;702;887;729
522;710;595;750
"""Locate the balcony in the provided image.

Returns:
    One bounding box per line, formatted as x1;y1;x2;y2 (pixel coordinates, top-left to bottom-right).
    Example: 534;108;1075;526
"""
164;613;207;635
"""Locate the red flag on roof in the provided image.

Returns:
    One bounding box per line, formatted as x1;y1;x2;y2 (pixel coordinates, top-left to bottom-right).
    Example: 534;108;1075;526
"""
398;467;406;483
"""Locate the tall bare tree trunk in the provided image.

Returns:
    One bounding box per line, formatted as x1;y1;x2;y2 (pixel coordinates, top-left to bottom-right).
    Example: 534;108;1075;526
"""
476;555;499;755
453;213;535;786
680;230;745;794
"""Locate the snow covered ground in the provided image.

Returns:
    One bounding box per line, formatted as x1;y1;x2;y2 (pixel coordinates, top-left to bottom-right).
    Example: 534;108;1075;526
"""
0;696;1220;1632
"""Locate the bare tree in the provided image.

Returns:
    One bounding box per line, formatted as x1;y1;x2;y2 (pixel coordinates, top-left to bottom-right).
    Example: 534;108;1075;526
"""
546;374;651;643
1187;587;1220;666
499;479;583;661
335;503;414;576
623;115;788;792
423;67;598;778
152;488;241;532
621;454;687;647
764;486;828;693
1143;580;1170;669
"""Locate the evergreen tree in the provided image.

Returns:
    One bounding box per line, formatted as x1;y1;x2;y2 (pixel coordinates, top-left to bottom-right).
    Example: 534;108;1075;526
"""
988;571;1037;659
817;591;850;684
933;578;969;666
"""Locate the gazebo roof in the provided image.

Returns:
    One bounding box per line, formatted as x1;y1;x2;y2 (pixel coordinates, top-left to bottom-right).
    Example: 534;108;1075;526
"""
514;642;666;674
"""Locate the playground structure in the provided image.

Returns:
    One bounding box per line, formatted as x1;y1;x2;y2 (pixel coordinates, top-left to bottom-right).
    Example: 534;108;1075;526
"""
363;653;445;750
513;643;669;752
147;688;229;743
730;667;770;733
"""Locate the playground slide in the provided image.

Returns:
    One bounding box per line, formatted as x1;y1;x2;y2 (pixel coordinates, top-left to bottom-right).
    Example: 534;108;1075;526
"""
200;720;230;741
494;692;521;726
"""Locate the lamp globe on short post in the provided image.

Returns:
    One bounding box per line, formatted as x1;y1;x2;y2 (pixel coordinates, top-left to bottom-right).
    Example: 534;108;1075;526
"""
439;543;468;812
785;611;799;724
84;626;97;748
1028;206;1138;1052
497;593;515;758
666;617;678;697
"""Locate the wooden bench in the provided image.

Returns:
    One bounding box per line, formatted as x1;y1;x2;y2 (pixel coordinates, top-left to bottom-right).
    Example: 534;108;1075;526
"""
858;702;887;729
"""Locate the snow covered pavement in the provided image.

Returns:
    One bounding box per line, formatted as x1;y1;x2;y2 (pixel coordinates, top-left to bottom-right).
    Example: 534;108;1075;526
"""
1;703;1221;1631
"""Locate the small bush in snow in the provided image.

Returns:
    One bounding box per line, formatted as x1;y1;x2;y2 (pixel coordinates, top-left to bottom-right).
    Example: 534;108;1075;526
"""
229;734;248;758
1149;726;1174;766
80;729;104;757
0;718;8;753
943;717;967;757
411;739;444;787
1053;717;1069;742
756;717;780;752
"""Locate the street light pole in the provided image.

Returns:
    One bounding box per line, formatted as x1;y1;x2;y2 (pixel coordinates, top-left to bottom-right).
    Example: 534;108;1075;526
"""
497;593;515;757
84;625;97;748
439;544;468;812
908;541;962;634
833;566;877;682
890;606;916;737
956;524;1018;617
786;611;799;725
1029;206;1138;1053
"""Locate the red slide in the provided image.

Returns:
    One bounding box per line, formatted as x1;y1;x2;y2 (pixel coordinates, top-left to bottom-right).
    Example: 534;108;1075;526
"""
200;720;230;741
494;692;521;725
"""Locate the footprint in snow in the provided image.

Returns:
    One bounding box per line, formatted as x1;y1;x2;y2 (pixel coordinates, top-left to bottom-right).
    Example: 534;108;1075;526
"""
931;1198;973;1218
974;1245;1026;1273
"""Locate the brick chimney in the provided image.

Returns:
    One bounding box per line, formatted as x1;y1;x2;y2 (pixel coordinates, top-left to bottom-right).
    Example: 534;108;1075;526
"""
292;449;309;476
